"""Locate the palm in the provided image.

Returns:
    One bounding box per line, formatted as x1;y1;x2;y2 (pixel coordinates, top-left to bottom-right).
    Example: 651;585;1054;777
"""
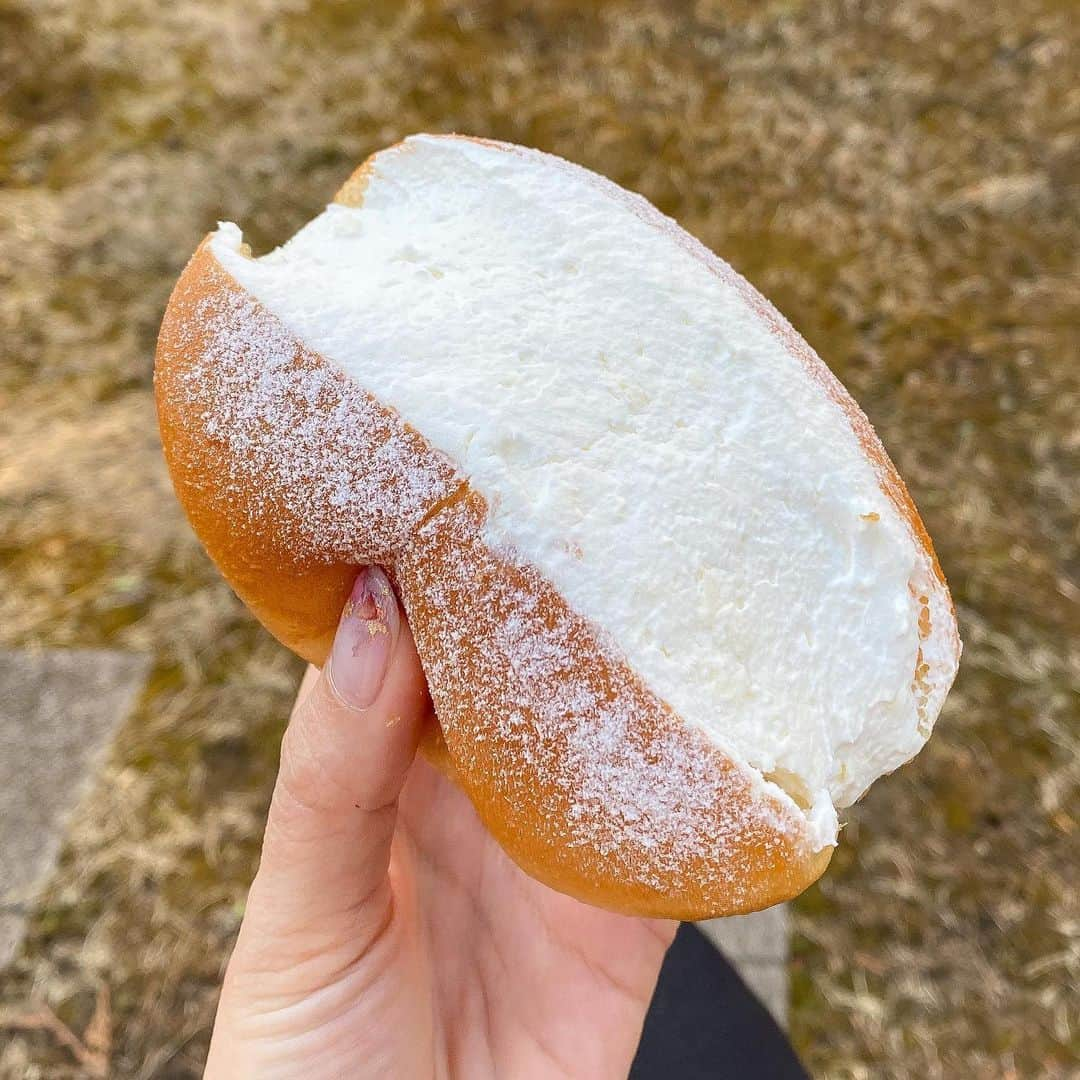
209;653;674;1079
389;757;675;1078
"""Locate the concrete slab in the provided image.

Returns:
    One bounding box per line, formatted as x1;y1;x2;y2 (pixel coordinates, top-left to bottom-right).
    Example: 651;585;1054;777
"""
0;648;150;968
697;904;789;1026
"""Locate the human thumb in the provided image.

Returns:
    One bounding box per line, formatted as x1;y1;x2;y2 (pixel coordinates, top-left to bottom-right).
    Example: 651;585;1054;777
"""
205;567;429;1075
237;565;429;940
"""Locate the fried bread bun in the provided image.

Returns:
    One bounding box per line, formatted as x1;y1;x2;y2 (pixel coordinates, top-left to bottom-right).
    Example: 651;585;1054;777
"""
155;135;960;918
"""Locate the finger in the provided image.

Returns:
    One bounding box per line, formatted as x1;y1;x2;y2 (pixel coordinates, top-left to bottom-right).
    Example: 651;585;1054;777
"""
292;661;319;712
243;565;429;933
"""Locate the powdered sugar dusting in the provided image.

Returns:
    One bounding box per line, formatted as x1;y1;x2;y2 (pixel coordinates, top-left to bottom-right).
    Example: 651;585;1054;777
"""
160;259;463;564
403;497;806;904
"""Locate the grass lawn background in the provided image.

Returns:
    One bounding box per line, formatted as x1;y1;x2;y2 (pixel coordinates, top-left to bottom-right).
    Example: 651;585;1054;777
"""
1;1;1076;1075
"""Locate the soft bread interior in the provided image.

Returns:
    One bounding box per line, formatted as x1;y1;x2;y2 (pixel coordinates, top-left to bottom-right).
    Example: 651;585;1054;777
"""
209;134;959;848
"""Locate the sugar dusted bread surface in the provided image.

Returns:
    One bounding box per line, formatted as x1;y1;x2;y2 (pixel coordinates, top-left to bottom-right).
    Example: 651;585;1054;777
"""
155;134;960;918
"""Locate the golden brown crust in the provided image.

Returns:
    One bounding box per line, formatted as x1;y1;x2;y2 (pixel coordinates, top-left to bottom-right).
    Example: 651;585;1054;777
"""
399;489;833;916
155;238;833;919
156;244;356;664
333;155;379;209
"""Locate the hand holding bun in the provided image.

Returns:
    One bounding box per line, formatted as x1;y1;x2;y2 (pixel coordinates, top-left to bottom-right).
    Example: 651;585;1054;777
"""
156;135;960;919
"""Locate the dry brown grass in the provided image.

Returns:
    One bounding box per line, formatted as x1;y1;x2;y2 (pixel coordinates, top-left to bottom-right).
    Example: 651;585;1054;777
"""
1;0;1077;1075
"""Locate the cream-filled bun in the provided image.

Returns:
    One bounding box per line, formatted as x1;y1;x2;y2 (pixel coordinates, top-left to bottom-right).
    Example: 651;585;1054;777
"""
155;135;960;918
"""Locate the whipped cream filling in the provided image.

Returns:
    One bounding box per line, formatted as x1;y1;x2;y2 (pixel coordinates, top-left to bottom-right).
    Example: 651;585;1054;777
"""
211;135;959;848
